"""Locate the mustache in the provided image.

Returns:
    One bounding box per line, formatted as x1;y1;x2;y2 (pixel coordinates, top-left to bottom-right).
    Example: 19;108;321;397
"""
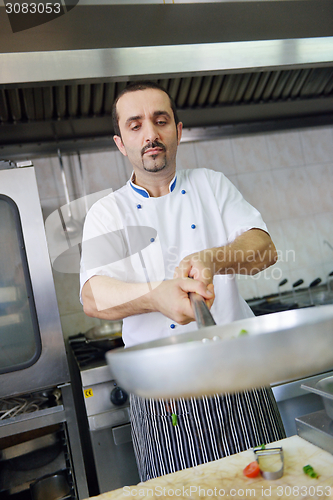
141;141;166;156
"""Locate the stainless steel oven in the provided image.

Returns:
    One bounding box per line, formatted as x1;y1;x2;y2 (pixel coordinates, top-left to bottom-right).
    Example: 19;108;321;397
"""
0;165;69;398
0;164;89;499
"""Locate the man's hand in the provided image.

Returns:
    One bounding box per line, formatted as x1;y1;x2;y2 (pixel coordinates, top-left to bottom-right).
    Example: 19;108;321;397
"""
151;278;214;325
174;251;215;310
174;250;215;284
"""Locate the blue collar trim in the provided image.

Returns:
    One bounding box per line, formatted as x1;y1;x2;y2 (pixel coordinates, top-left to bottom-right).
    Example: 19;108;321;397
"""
130;182;150;198
170;176;177;193
129;173;177;198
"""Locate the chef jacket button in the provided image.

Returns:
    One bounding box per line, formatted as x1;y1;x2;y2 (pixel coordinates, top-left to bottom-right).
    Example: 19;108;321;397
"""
170;324;176;329
181;190;186;194
191;224;196;229
137;204;142;209
150;237;155;242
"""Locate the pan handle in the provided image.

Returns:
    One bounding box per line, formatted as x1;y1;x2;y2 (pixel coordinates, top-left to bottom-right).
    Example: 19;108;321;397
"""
189;292;216;329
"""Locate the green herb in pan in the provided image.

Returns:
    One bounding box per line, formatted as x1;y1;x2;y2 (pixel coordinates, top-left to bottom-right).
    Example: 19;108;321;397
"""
238;329;248;336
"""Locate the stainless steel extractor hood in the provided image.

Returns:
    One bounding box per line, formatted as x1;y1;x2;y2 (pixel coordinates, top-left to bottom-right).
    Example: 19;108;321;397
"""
0;0;333;157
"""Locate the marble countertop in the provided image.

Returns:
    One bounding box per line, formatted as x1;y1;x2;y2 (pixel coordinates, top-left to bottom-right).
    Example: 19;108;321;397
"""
85;435;333;500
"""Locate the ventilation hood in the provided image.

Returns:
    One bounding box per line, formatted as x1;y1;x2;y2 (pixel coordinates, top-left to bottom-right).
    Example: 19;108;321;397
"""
0;0;333;157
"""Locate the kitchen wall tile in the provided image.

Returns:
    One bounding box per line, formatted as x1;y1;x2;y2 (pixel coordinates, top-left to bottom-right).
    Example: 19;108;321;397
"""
194;137;235;175
299;126;333;165
231;134;271;173
80;150;127;195
282;217;323;270
33;153;96;203
236;274;259;301
289;265;327;290
53;270;82;315
266;130;304;169
42;194;86;256
33;155;64;201
323;262;333;286
305;163;333;214
314;213;333;264
255;260;291;297
272;167;314;219
41;195;84;272
65;154;82;201
40;196;61;222
60;311;101;339
177;142;198;170
237;171;281;222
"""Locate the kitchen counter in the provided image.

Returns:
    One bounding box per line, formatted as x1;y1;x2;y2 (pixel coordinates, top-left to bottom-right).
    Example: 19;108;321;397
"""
85;436;333;500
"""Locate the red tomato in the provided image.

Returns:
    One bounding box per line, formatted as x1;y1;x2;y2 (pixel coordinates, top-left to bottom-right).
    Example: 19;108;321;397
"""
243;461;260;478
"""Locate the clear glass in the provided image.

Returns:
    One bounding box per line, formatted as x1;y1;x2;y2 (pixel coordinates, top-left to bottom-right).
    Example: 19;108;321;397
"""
0;196;41;373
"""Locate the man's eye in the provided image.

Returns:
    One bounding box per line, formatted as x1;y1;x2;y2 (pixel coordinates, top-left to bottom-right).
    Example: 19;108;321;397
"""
157;120;166;125
131;125;140;131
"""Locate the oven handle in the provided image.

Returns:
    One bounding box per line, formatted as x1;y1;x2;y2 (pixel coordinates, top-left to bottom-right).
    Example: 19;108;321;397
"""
112;423;132;446
88;407;130;431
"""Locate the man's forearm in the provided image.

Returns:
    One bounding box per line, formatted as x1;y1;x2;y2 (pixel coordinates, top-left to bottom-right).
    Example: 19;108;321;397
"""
212;229;277;275
82;276;154;320
82;275;214;323
176;229;277;284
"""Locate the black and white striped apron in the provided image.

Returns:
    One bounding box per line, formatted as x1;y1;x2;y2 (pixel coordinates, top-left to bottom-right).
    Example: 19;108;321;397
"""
130;387;285;482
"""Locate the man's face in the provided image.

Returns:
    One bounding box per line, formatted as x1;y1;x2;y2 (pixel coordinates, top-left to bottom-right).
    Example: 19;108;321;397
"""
113;88;182;175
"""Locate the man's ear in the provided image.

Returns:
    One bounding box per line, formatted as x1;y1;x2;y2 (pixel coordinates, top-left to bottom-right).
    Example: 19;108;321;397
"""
113;135;127;156
177;122;183;145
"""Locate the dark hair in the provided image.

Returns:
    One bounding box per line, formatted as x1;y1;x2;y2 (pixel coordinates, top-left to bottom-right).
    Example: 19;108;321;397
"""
112;81;180;137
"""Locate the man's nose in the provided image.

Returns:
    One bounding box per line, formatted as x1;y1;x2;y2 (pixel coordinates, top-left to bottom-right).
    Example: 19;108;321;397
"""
144;122;159;142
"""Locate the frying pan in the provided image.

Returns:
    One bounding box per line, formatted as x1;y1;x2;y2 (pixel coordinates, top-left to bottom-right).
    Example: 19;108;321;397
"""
84;319;124;350
106;297;333;399
85;336;124;351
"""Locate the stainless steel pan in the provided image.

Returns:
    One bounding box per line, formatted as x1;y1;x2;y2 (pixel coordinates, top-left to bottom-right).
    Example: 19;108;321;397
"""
79;320;124;350
106;299;333;399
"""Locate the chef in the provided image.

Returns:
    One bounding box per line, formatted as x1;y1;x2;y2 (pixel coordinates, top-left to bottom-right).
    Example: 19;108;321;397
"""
80;81;286;482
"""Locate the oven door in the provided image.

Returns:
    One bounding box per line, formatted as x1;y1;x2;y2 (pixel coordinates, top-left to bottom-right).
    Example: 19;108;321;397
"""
0;166;69;398
90;421;139;493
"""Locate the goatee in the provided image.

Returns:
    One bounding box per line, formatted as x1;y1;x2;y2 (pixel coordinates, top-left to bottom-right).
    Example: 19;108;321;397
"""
141;140;167;172
143;158;166;173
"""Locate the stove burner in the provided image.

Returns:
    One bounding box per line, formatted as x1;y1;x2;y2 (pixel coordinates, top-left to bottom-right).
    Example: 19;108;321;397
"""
68;333;124;369
250;301;300;316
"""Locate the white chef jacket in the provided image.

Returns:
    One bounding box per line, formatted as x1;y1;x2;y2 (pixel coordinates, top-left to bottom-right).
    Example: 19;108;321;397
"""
80;168;268;347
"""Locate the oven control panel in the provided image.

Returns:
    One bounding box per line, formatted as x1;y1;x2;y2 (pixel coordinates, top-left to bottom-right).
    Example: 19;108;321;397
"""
82;380;129;417
110;386;128;406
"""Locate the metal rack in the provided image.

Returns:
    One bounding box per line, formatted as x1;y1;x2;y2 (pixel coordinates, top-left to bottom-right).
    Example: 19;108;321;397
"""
0;384;88;499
